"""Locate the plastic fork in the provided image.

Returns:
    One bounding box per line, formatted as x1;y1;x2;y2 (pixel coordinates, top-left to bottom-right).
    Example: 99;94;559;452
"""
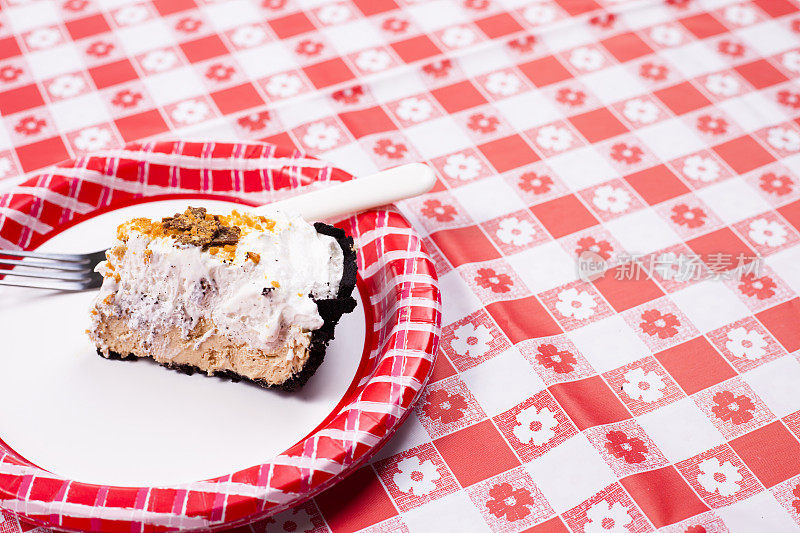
0;163;436;291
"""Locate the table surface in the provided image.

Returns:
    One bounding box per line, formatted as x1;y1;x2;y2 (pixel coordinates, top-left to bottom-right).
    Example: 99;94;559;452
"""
2;0;800;531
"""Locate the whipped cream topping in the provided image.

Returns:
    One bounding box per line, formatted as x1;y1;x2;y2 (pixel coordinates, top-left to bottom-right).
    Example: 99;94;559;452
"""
90;211;344;357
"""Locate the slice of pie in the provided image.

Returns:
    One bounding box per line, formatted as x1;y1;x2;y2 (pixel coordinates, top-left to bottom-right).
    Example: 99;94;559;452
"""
88;207;357;391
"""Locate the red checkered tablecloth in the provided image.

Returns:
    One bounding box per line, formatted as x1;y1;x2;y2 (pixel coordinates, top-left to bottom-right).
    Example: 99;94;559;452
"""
2;0;800;531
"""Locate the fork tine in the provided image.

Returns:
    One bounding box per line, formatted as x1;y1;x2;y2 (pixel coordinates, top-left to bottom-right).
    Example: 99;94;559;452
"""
0;249;92;262
1;268;95;281
0;258;90;271
0;278;95;291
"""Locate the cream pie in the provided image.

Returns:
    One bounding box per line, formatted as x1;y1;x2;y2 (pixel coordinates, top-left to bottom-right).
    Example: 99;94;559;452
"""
88;207;357;390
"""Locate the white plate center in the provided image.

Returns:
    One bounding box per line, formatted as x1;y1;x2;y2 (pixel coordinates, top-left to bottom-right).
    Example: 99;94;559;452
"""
0;200;365;486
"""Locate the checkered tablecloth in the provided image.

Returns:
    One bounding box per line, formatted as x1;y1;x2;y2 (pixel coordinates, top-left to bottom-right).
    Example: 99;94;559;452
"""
3;0;800;531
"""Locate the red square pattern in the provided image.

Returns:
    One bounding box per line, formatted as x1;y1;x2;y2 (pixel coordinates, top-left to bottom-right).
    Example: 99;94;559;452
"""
621;467;709;527
217;166;240;191
548;376;632;430
492;390;578;462
147;488;178;513
56;517;92;532
303;58;355;89
145;161;171;188
261;132;296;151
65;484;100;505
429;350;457;383
528;517;571;532
34;197;69;230
735;59;789;89
753;0;798;17
431;81;487;114
756;298;800;353
554;0;600;15
478;134;539;173
268;12;316;39
518;56;573;87
65;14;110;40
486;296;563;343
624;165;691;205
114;110;169;142
262;469;309;495
680;13;729;38
429;225;499;267
422;234;453;275
713;135;775;174
391;36;442;63
474;13;524;39
101;488;139;508
28;477;65;502
151;0;196;16
180;35;228;63
75;180;104;206
211;84;263;115
686;228;755;272
184;491;214;518
0;37;21;60
338;107;396;138
89;59;138;89
601;33;654;63
654;82;711;115
0;84;44;115
531;194;598;238
315;466;397;533
592;265;664;312
433;420;521;487
0;217;25;247
176;168;202;191
569;108;628;143
351;0;398;16
730;421;800;488
655;337;737;395
779;200;800;233
16;137;70;172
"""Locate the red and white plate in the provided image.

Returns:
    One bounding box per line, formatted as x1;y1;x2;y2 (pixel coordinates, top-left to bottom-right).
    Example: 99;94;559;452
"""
0;141;441;532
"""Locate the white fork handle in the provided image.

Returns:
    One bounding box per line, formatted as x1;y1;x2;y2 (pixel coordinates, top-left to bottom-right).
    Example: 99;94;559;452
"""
254;163;436;221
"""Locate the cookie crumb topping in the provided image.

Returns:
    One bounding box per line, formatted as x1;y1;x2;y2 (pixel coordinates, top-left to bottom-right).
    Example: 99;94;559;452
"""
115;207;278;263
161;207;242;249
